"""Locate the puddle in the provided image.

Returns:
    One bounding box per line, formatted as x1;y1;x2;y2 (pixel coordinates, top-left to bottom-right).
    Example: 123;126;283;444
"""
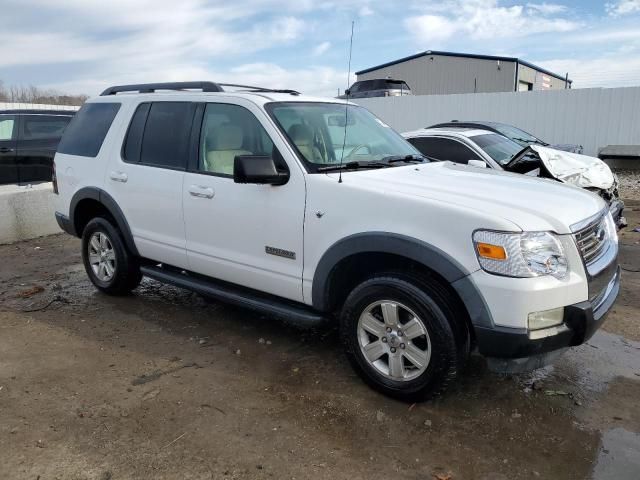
518;331;640;394
592;428;640;479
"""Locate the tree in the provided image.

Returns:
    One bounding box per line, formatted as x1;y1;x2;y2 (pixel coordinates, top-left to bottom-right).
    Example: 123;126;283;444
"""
0;80;87;106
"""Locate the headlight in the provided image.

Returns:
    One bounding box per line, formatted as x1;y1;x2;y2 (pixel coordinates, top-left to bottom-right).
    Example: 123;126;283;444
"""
604;211;618;246
473;230;568;279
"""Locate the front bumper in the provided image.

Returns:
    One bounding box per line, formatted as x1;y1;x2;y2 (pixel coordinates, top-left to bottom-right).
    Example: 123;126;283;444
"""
608;199;626;229
475;265;620;359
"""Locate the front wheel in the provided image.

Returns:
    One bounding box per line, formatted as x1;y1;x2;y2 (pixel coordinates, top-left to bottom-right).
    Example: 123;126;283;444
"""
340;274;468;402
81;217;142;295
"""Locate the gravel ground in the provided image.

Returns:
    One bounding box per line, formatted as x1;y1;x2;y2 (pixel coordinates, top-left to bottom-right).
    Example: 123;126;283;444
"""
0;208;639;479
616;170;640;201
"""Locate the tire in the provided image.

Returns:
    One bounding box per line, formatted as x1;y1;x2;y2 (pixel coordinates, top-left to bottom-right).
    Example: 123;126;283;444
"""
81;217;142;295
340;273;469;402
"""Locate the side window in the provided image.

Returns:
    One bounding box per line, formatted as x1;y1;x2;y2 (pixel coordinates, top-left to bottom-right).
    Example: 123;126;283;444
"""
409;137;480;163
0;115;16;141
140;102;194;170
58;103;121;157
199;103;274;176
20;115;72;141
122;103;151;163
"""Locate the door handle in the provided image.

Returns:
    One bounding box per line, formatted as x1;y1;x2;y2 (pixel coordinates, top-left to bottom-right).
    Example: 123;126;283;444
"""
109;171;128;183
188;185;214;199
0;147;14;153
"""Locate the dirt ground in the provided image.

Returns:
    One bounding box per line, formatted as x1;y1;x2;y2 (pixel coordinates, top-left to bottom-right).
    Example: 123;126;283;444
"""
0;203;639;480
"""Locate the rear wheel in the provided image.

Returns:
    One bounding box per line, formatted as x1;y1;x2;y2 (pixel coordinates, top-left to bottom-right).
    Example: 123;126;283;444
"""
340;274;468;402
81;217;142;295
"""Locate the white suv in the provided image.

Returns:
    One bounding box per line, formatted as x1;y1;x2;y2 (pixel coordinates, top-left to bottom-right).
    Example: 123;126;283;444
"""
53;82;620;401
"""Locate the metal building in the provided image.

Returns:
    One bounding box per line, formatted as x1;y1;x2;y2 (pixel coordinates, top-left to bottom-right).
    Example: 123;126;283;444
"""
355;50;571;95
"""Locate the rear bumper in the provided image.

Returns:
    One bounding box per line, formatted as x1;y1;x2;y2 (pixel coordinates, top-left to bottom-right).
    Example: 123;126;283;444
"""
55;212;76;236
475;266;620;359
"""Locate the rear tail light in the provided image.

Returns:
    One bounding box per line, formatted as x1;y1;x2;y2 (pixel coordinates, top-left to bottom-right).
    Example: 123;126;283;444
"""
52;161;59;194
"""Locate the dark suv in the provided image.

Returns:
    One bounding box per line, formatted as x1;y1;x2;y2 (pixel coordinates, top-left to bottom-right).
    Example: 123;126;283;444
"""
0;109;76;185
338;79;412;99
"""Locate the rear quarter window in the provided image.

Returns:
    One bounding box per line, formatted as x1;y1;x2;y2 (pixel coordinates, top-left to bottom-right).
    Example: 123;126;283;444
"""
57;103;121;157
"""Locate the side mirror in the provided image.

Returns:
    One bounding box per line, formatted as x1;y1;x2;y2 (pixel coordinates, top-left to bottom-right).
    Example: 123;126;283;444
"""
345;89;351;96
467;159;487;168
234;155;289;185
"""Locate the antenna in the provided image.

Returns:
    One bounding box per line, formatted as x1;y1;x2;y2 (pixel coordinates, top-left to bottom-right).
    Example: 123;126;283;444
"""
338;20;355;184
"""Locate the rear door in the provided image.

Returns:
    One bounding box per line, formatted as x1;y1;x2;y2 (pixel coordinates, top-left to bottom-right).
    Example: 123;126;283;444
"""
108;101;194;269
17;114;72;183
0;114;18;184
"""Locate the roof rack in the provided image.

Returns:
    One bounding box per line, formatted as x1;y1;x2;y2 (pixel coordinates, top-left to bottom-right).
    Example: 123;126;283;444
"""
218;83;301;96
100;82;223;96
99;81;301;97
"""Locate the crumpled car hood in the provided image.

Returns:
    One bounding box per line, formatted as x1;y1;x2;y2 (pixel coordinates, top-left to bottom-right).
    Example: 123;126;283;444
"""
530;145;614;190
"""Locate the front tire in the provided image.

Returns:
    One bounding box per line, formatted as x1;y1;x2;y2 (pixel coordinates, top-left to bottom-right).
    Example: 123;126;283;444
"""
81;217;142;295
340;274;468;402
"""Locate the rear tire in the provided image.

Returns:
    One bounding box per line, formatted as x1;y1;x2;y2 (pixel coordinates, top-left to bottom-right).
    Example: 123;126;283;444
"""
81;217;142;295
340;273;469;402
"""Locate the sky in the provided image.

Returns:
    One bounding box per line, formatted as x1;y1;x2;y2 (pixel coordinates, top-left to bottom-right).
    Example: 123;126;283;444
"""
1;0;640;97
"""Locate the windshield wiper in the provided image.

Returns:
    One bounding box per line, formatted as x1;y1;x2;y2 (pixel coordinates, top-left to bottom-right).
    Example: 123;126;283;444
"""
381;154;428;164
317;161;391;172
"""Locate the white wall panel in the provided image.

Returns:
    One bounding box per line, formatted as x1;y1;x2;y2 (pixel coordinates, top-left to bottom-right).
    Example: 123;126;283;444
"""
355;87;640;157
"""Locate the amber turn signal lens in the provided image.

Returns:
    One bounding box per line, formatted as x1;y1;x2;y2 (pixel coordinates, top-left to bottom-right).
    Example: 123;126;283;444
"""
476;242;507;260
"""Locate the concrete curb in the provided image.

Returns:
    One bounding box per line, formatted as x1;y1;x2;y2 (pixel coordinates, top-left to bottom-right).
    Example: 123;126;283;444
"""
0;183;61;244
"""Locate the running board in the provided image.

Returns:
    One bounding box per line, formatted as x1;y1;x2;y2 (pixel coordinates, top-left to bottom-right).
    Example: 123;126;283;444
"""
140;265;326;327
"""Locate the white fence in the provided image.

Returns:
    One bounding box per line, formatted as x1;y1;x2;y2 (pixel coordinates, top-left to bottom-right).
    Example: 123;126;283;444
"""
354;87;640;158
0;102;78;111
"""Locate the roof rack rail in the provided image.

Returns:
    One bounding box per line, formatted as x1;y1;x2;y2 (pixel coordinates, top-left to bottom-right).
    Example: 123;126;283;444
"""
219;83;301;96
100;81;223;96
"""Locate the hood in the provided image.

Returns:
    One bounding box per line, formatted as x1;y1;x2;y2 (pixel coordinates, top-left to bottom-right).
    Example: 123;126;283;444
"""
530;145;614;190
549;143;583;154
343;162;606;234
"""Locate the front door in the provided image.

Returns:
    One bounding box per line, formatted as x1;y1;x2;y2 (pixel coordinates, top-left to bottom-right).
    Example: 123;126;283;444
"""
0;114;17;184
183;101;306;302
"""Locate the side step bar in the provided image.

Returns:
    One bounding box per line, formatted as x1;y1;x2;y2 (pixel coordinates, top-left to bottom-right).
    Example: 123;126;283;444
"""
140;265;326;328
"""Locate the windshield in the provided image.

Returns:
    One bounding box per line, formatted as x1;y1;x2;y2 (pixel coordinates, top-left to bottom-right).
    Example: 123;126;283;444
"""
472;133;527;166
267;102;421;171
492;124;544;147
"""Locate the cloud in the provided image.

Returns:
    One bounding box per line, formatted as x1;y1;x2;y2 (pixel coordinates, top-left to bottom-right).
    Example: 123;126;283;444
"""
359;5;374;16
313;41;332;56
404;15;458;46
538;53;640;88
404;0;580;45
526;3;567;15
606;0;640;16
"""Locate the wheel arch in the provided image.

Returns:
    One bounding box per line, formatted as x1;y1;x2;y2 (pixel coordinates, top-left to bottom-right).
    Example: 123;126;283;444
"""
69;187;139;256
311;232;493;328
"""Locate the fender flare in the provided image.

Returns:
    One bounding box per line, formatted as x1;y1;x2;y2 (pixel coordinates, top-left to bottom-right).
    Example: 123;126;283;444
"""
311;232;493;328
69;187;139;256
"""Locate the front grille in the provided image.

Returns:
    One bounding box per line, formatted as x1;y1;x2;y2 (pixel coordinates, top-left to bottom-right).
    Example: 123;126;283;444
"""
574;215;608;265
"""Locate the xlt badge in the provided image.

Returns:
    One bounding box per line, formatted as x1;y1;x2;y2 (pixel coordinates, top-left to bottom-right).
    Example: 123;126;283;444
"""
265;246;296;260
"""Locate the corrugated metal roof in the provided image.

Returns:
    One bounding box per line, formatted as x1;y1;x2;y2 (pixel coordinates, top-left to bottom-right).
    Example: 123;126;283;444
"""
355;50;572;83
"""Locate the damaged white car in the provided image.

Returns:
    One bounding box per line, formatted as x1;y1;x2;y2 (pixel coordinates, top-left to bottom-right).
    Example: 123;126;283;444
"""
403;127;626;228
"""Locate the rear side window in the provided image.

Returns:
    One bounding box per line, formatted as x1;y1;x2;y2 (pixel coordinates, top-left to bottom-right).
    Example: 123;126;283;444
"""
20;115;72;140
122;103;151;162
58;103;120;157
408;137;480;164
139;102;194;170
